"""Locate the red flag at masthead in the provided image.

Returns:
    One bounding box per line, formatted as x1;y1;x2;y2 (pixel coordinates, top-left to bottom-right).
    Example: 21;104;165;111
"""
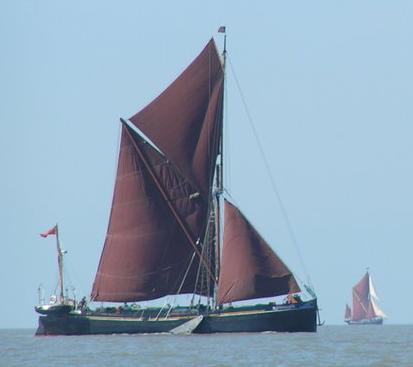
40;225;57;238
218;26;226;33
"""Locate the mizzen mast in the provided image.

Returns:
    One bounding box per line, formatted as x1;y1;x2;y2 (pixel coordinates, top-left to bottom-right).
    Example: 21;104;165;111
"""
55;225;66;303
40;224;66;303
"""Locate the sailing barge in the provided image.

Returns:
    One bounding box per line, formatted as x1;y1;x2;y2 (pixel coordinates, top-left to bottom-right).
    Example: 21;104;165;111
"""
345;271;386;325
35;33;318;335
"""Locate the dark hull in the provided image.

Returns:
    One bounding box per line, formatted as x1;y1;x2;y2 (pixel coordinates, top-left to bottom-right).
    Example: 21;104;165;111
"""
36;299;317;335
345;317;383;325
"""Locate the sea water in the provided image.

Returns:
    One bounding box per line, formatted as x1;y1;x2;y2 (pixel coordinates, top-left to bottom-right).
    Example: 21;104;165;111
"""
1;325;412;367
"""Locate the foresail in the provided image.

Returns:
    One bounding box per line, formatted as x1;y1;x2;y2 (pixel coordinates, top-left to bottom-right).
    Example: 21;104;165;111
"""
369;297;387;318
368;275;379;301
129;39;224;197
217;200;300;305
91;124;214;302
368;275;386;318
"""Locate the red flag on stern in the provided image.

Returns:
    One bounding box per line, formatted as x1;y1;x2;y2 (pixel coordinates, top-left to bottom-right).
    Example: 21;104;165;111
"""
40;225;57;238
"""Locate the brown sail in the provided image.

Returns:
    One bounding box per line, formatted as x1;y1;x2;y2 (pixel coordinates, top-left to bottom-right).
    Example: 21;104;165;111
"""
91;39;224;302
351;272;369;321
351;271;386;321
129;38;224;197
217;200;300;305
91;124;214;302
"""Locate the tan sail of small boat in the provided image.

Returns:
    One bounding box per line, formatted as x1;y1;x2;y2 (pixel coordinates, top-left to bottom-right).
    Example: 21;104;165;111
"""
345;271;386;325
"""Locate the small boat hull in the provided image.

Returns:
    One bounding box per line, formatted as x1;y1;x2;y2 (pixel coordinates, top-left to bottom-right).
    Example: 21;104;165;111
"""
35;299;317;335
345;317;383;325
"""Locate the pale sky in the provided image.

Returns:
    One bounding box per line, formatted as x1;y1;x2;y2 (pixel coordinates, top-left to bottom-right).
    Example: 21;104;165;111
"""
1;0;413;328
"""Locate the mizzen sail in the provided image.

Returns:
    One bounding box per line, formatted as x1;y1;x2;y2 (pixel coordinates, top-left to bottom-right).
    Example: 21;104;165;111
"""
344;304;352;320
216;200;300;304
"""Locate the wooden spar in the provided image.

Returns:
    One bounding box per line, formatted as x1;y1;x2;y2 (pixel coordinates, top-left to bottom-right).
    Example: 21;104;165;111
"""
55;224;65;303
213;27;227;305
121;119;216;286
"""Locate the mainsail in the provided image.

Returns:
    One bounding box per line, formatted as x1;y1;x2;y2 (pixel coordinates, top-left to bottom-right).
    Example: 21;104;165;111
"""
351;271;386;321
91;124;214;301
217;200;300;304
92;38;302;306
91;39;223;301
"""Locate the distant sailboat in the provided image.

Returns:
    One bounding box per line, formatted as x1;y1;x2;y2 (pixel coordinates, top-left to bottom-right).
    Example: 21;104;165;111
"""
345;271;386;325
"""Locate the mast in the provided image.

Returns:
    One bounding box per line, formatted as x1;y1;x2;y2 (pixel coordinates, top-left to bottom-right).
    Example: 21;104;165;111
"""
55;224;65;303
214;26;226;306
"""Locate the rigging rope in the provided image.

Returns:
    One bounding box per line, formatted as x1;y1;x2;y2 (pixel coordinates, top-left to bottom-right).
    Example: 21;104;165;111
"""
227;53;314;291
223;65;231;191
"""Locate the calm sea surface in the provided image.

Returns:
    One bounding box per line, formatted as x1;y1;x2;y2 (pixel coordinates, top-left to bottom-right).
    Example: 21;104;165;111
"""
1;325;412;367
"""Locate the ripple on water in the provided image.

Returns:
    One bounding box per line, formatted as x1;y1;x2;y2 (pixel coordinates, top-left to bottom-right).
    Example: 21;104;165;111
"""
1;326;413;367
